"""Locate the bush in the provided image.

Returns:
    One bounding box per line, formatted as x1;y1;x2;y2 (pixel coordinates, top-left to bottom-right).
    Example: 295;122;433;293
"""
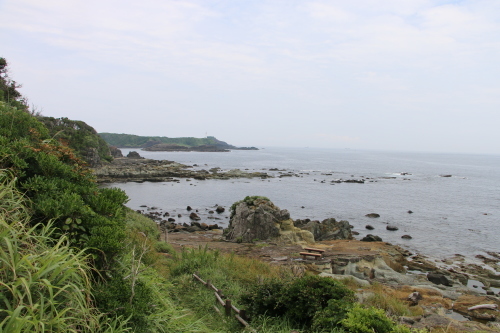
0;104;128;269
0;172;129;333
341;304;395;333
241;275;355;327
240;279;288;318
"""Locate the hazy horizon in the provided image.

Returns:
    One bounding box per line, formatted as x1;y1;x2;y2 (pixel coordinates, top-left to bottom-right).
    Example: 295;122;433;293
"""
1;0;499;154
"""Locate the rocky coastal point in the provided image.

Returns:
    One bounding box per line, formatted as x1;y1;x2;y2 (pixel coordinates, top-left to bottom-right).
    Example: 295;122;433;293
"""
94;152;270;183
138;197;500;332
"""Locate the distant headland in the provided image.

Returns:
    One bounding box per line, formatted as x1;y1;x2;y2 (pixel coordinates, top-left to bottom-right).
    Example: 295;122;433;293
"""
99;133;258;152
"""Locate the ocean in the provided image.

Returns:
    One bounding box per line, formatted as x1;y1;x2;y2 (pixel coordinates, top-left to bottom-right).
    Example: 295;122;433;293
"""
108;147;500;262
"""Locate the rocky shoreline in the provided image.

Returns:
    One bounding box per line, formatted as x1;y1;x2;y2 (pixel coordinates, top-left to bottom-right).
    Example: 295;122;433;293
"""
94;155;270;183
135;198;500;332
96;154;500;331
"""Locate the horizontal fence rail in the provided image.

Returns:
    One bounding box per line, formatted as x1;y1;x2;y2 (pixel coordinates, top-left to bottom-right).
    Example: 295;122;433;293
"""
192;272;256;332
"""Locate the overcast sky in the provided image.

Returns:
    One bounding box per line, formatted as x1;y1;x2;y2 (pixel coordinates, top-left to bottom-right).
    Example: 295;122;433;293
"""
1;0;499;154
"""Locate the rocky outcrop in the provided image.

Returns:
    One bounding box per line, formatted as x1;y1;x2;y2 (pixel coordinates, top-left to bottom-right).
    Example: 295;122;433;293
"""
83;147;102;168
93;158;270;183
295;218;353;241
109;146;123;158
225;198;313;244
127;151;143;159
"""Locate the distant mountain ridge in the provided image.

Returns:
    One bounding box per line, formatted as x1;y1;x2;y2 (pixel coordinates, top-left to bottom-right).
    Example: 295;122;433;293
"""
99;133;258;151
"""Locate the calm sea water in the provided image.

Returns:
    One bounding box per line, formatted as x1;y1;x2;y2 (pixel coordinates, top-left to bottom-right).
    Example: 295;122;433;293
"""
109;147;500;261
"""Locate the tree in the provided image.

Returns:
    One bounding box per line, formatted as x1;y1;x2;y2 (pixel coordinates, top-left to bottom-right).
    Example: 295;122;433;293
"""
0;57;28;110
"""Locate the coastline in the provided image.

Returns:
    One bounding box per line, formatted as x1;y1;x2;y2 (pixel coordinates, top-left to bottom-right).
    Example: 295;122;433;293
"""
95;153;500;329
94;157;270;183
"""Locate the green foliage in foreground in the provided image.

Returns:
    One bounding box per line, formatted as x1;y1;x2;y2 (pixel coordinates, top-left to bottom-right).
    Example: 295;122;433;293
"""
0;174;215;333
0;173;129;333
167;245;427;333
0;103;128;268
241;275;356;330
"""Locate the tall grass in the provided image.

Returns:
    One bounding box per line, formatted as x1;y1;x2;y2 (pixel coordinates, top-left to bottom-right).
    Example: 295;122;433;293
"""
0;171;128;332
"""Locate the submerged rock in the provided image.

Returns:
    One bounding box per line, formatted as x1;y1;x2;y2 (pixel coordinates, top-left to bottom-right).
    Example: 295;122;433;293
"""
362;234;383;242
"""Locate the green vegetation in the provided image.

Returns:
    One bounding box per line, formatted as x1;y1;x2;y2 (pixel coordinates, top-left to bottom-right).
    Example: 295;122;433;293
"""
0;58;455;332
0;57;28;111
0;102;127;268
39;116;113;165
99;132;232;148
0;173;128;333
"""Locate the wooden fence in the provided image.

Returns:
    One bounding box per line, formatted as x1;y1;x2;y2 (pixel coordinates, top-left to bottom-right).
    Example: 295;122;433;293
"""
192;272;256;332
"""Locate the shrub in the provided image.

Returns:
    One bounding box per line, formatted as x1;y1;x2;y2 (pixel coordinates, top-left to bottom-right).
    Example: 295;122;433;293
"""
341;304;395;333
0;172;129;333
241;275;355;327
240;279;288;318
0;104;128;269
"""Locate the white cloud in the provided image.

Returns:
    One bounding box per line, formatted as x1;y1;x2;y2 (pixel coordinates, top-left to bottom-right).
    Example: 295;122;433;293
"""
1;0;500;153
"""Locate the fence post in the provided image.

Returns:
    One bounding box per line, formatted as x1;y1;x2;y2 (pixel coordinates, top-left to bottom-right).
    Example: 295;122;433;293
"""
206;279;211;288
239;309;247;321
225;299;232;317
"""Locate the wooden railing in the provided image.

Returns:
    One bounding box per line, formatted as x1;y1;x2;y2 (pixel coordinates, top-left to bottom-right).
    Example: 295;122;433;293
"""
192;272;256;332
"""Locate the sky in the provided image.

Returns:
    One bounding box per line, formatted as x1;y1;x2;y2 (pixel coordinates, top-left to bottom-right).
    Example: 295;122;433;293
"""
1;0;500;154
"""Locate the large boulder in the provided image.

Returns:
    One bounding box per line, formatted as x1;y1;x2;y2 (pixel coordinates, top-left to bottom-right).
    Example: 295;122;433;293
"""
296;218;353;241
109;146;123;158
225;197;313;244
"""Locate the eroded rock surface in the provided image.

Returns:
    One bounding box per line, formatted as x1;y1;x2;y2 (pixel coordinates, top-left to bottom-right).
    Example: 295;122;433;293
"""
225;198;313;244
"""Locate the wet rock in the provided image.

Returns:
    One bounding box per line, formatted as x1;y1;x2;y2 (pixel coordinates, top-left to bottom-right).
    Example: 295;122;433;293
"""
167;218;175;222
427;273;452;286
402;234;412;239
365;213;380;218
189;212;201;221
361;234;383;242
408;210;413;214
366;225;374;230
386;225;399;231
216;206;225;213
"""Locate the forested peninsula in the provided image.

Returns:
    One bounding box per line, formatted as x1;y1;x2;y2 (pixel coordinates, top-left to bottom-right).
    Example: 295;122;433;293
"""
2;57;500;333
99;132;258;151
